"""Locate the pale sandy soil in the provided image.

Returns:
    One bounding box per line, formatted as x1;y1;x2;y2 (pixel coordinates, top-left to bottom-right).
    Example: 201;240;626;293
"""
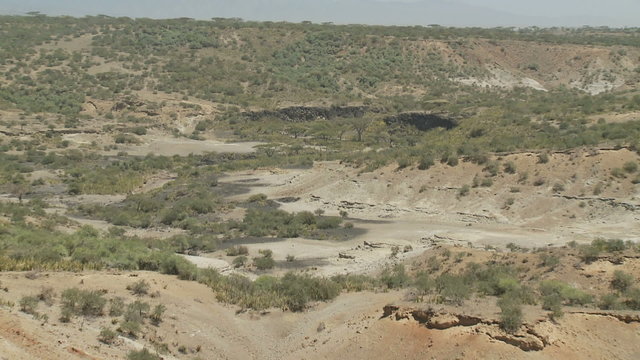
59;131;262;157
114;136;262;156
2;143;640;359
1;270;639;360
209;149;640;277
0;271;403;360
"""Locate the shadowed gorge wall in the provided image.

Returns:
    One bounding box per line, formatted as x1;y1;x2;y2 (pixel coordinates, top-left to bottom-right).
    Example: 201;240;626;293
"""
244;106;370;122
384;112;458;131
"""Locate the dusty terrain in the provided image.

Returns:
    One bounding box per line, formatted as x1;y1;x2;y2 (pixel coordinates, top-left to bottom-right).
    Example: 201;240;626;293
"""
198;148;640;277
2;122;640;356
2;18;640;359
2;141;640;359
2;245;640;360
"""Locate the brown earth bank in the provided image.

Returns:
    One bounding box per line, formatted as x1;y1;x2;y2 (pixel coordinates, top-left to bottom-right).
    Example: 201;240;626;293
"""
2;241;640;360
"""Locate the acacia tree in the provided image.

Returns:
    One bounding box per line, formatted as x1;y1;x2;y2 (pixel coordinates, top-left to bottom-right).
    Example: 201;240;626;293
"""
334;119;350;141
349;118;371;142
9;175;31;203
255;143;280;157
310;121;335;141
286;124;307;139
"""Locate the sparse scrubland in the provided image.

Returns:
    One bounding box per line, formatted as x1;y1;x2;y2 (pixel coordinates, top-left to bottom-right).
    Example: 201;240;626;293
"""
1;14;640;359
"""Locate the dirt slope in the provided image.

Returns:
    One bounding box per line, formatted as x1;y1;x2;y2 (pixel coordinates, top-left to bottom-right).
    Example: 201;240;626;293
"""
1;268;640;360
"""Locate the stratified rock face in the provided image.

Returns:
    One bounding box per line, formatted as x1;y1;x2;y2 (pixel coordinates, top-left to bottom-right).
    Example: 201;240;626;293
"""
382;305;545;352
427;313;460;329
244;106;370;122
383;112;457;131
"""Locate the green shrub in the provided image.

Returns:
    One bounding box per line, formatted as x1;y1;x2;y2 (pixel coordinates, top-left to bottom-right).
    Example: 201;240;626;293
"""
444;154;459;167
538;254;560;269
624;288;640;310
427;256;441;271
591;238;626;252
277;224;302;238
390;245;400;257
611;167;626;178
599;293;626;310
579;245;600;263
458;185;470;197
109;297;126;317
468;151;489;165
542;293;563;319
114;133;139;144
623;161;638;173
295;211;316;225
118;320;142;338
435;274;470;305
331;274;377;292
98;327;118;344
397;157;412;169
498;296;523;333
35;287;55;306
130;127;147;136
503;161;517;174
150;304;166;325
518;172;529;184
484;161;500;177
125;300;151;324
380;264;410;289
127;280;150;296
200;269;343;312
60;288;107;318
414;272;434;302
537;153;549;164
611;270;634;293
539;280;593;306
259;249;273;258
279;273;341;311
417;155;434;170
127;348;161;360
254;255;275;270
316;216;342;229
19;296;39;315
232;256;248;268
141;252;199;280
593;183;603;195
248;193;268;203
226;245;249;256
504;197;515;207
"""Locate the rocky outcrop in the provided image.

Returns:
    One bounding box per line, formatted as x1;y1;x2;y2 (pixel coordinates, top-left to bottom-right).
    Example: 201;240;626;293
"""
382;306;484;328
383;112;457;131
111;98;162;117
382;305;545;351
338;253;356;259
112;98;146;112
553;194;640;211
487;328;546;352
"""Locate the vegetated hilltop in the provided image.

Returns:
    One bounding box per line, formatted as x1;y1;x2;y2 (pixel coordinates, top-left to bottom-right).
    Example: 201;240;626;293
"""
1;14;640;360
1;15;640;169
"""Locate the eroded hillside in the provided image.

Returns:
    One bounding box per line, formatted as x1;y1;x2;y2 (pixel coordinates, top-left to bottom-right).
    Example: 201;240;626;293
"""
1;15;640;360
